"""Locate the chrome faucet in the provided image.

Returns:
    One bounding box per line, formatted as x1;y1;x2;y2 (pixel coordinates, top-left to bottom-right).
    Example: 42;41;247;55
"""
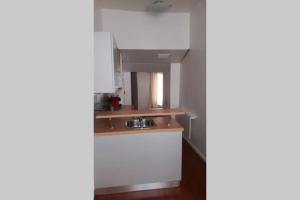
138;117;144;127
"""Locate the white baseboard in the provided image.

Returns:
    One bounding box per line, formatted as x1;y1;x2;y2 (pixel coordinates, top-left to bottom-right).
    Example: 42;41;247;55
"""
183;136;206;162
95;181;180;195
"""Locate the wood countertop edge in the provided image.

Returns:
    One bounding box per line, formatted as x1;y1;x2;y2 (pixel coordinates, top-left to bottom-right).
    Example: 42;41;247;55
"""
95;108;185;119
94;128;184;136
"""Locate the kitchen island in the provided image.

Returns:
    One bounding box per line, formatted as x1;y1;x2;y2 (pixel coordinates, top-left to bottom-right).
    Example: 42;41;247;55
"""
94;108;184;195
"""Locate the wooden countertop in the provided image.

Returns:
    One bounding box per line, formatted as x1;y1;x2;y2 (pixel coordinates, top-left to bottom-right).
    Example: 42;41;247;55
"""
95;108;185;119
94;117;184;136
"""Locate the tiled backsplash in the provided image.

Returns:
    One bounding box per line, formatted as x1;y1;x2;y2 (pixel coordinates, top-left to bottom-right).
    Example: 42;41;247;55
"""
94;93;109;111
94;89;124;111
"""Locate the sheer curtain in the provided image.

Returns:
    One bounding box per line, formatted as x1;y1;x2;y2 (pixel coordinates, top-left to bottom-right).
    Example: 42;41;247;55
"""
149;72;164;108
149;73;158;108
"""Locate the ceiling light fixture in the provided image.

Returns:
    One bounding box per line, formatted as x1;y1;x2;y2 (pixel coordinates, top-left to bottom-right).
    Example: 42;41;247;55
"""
146;0;174;13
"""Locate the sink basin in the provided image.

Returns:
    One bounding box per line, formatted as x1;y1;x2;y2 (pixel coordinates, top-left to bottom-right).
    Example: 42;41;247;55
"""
125;118;156;129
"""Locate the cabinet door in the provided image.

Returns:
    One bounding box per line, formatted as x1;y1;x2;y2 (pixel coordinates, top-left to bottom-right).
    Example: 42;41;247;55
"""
113;39;122;89
94;32;115;93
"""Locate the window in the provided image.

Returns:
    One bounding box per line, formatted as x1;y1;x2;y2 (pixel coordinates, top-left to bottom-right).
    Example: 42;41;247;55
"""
150;72;164;108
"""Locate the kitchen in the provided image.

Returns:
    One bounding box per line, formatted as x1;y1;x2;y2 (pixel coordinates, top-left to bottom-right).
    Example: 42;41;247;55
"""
3;0;297;199
94;0;206;199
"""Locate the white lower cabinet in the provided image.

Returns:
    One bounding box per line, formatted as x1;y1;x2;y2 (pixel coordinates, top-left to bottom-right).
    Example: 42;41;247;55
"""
94;132;182;189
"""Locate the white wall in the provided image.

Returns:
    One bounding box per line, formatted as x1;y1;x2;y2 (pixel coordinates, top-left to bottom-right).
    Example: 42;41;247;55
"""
137;72;151;109
94;0;102;31
170;63;181;108
180;0;206;159
101;9;190;49
123;63;170;73
123;72;132;105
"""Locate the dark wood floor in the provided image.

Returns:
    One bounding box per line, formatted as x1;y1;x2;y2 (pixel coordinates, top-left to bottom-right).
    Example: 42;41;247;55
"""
95;139;206;200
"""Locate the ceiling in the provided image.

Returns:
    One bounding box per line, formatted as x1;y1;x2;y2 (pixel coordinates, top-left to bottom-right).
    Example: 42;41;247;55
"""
121;49;188;72
123;63;170;72
97;0;200;13
122;50;188;64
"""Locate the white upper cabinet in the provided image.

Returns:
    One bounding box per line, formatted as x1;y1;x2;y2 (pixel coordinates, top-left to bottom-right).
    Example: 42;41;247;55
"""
94;32;121;93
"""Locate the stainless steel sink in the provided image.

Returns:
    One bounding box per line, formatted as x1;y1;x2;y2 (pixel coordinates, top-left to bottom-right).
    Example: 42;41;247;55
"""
125;118;156;129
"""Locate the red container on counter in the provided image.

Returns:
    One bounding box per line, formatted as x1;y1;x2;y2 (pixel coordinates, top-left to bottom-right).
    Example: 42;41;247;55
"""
112;96;120;110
